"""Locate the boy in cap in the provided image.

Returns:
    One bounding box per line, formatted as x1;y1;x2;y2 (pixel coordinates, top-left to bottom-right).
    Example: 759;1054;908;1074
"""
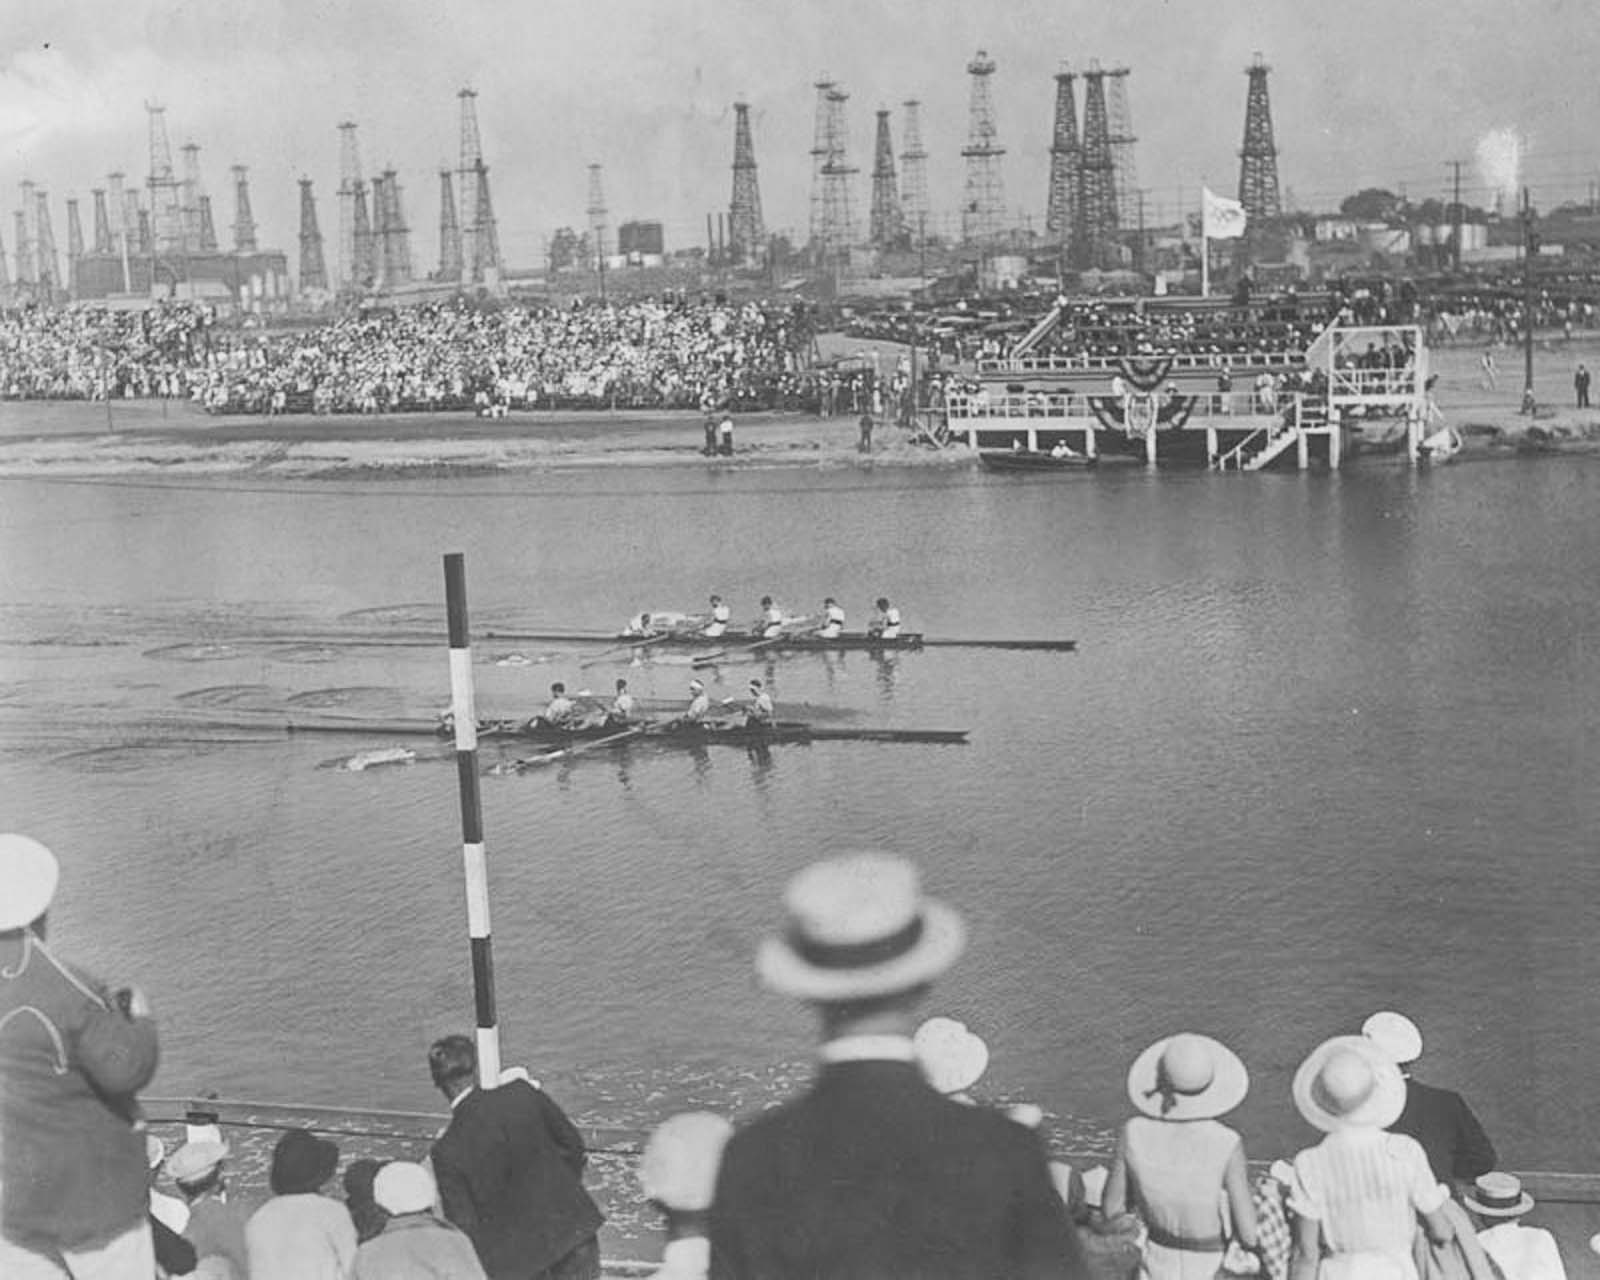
0;833;162;1279
171;1138;250;1279
708;852;1086;1280
1464;1173;1567;1280
354;1161;487;1280
639;1112;734;1280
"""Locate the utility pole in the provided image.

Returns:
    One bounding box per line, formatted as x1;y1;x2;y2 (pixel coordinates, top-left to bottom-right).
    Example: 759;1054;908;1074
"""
1446;160;1464;272
1521;186;1536;413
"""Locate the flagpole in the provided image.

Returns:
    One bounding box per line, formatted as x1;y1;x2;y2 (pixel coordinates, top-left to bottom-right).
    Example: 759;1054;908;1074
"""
1200;191;1209;299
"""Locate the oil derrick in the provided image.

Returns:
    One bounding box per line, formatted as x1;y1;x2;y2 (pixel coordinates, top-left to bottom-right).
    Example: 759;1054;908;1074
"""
869;108;904;251
728;101;765;265
66;196;83;297
298;177;328;292
34;191;59;296
1045;68;1080;250
456;89;500;285
92;189;113;254
376;169;412;285
338;122;375;291
369;173;388;283
12;212;27;289
899;100;930;243
1075;65;1119;269
231;166;257;253
586;163;608;269
16;182;36;287
180;142;202;250
808;78;835;249
109;172;133;290
472;163;500;286
1105;69;1139;232
813;84;857;261
1236;52;1281;272
438;169;462;282
144;103;185;254
197;196;218;252
961;50;1007;244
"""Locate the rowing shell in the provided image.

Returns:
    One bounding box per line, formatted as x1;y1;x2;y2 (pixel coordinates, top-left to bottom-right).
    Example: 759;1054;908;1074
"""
269;716;968;746
482;629;1077;653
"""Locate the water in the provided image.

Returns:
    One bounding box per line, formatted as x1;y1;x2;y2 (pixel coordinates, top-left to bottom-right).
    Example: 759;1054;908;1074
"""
2;455;1598;1168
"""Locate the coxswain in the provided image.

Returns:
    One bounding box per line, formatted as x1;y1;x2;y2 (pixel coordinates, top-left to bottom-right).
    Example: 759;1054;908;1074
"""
816;597;846;639
624;609;689;638
754;596;785;639
683;678;711;724
867;597;902;640
623;611;657;638
702;594;732;638
606;677;636;726
535;681;581;729
744;678;775;728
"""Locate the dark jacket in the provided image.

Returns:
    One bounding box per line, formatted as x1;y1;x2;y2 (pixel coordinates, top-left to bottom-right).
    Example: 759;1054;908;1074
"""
431;1079;603;1280
1390;1077;1497;1184
709;1059;1087;1280
0;933;160;1251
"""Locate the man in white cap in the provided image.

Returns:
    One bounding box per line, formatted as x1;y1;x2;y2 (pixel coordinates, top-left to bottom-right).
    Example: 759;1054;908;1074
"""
681;679;711;725
1463;1172;1567;1280
0;833;162;1279
170;1138;250;1279
639;1112;734;1280
355;1160;487;1280
708;852;1086;1280
1362;1010;1497;1189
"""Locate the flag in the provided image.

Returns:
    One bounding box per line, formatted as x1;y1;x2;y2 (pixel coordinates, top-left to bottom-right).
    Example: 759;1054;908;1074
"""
1202;187;1248;240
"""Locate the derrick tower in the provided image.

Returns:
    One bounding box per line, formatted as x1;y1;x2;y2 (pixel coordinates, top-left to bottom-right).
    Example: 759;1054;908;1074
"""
899;99;930;243
869;107;904;251
375;168;412;286
472;163;500;287
586;163;608;270
144;103;185;254
34;190;59;297
1237;53;1282;221
108;172;132;290
12;212;27;290
438;169;463;282
457;89;501;285
1105;69;1139;230
728;101;766;265
961;49;1007;243
1045;68;1081;249
808;78;835;249
92;189;113;254
1075;65;1119;268
298;177;328;292
197;195;218;252
16;181;36;288
231;166;257;252
66;196;83;298
337;122;375;291
180;141;202;249
819;85;857;258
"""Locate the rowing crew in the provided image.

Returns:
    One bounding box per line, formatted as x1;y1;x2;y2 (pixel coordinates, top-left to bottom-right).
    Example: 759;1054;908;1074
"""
622;594;901;641
524;675;773;732
680;677;774;728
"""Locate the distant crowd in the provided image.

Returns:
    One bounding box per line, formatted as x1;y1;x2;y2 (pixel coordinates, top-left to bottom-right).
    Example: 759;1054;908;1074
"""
3;833;1582;1280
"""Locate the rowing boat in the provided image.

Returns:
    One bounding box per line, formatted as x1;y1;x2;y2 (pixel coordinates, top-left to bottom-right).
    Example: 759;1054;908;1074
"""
480;629;1077;654
253;716;969;746
979;449;1098;472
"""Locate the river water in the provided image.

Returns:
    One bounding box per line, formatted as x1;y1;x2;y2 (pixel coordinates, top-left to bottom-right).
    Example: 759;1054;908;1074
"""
2;452;1597;1168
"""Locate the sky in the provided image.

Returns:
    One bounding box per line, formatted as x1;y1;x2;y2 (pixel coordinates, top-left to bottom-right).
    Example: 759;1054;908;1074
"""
2;0;1597;275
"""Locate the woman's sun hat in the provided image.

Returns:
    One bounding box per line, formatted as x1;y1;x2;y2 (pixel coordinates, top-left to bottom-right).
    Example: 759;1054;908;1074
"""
1362;1011;1423;1065
373;1161;437;1216
1463;1172;1535;1218
756;852;966;1002
913;1017;990;1096
1293;1035;1407;1132
0;834;59;931
1127;1033;1250;1121
638;1112;735;1211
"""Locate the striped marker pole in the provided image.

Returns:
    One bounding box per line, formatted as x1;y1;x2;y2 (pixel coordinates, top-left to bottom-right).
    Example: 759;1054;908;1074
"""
443;553;502;1086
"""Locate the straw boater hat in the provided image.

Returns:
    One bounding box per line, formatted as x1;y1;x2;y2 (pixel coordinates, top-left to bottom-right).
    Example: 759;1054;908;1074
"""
374;1161;437;1216
1127;1033;1250;1121
0;834;59;931
757;852;966;1002
638;1112;735;1212
168;1141;230;1186
1362;1011;1424;1066
1292;1035;1407;1132
1464;1172;1534;1218
913;1017;990;1095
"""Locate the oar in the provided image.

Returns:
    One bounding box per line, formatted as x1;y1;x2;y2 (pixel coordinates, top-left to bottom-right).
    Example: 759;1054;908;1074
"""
506;724;651;771
579;634;675;668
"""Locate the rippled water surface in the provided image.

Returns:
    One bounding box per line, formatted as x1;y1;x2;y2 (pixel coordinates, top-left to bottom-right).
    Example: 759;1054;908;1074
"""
3;456;1598;1166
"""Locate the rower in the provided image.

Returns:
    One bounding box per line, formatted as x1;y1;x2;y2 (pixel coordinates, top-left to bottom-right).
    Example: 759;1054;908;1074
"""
534;681;581;729
606;677;636;726
682;678;711;724
754;595;784;639
744;678;775;728
816;597;846;639
703;594;731;638
623;611;657;638
867;597;902;640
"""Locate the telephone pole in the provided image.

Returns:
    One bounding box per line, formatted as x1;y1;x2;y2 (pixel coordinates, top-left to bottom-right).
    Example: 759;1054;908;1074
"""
1521;186;1536;413
1446;159;1464;272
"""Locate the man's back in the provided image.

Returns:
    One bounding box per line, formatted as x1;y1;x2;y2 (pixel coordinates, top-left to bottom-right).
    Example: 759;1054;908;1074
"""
709;1061;1082;1280
432;1079;603;1279
1391;1077;1496;1184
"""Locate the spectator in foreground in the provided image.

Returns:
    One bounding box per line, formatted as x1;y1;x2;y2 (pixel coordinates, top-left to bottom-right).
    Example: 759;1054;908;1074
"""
354;1161;487;1280
343;1157;391;1245
1362;1010;1497;1189
1464;1173;1567;1280
639;1112;735;1280
246;1128;357;1280
1287;1034;1453;1280
1102;1033;1258;1280
0;833;162;1278
172;1137;250;1279
428;1034;604;1280
708;851;1087;1279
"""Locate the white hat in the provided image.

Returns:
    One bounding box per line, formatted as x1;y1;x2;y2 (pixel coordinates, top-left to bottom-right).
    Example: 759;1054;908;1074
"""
689;679;704;692
1362;1011;1423;1065
639;1112;734;1211
1463;1172;1534;1218
146;1134;166;1169
168;1141;229;1185
1292;1035;1407;1132
1127;1033;1250;1122
756;853;966;1002
913;1017;990;1095
373;1161;437;1216
0;834;59;931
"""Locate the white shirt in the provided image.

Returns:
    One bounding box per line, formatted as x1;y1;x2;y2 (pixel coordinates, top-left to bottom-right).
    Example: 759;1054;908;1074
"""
819;1034;918;1064
651;1236;711;1280
1476;1222;1567;1280
686;692;710;721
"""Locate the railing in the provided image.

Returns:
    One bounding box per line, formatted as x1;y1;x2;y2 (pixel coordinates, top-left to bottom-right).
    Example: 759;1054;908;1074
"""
978;349;1308;377
1329;366;1423;399
945;389;1286;424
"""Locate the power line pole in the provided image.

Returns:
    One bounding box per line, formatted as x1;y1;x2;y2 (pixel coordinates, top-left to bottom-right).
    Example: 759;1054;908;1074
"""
1521;186;1536;413
1446;159;1463;272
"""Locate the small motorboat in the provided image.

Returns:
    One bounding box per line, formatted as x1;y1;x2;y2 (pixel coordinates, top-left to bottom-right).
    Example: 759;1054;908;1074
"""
978;448;1098;472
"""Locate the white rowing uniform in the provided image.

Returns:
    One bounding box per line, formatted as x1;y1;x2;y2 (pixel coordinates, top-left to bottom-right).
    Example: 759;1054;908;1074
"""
759;602;785;639
623;613;656;637
746;688;775;726
542;693;578;726
609;690;636;723
703;600;731;638
817;602;846;639
685;689;711;722
625;610;690;637
871;605;902;640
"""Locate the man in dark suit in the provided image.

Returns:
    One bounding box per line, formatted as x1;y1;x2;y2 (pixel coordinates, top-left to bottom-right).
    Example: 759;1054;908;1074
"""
428;1035;604;1280
1363;1011;1497;1188
709;852;1087;1280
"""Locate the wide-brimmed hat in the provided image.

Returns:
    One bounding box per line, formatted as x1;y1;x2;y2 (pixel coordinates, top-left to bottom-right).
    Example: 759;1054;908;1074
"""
1362;1011;1423;1065
756;852;966;1002
639;1112;734;1211
914;1017;989;1095
373;1161;436;1216
1292;1035;1406;1132
269;1128;340;1195
169;1141;230;1186
1127;1033;1249;1121
0;834;59;931
1464;1172;1534;1218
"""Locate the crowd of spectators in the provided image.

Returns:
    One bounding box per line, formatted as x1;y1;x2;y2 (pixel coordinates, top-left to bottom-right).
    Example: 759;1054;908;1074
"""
5;836;1578;1280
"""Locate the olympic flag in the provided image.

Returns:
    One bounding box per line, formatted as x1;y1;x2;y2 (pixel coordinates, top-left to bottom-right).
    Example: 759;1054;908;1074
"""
1202;187;1248;240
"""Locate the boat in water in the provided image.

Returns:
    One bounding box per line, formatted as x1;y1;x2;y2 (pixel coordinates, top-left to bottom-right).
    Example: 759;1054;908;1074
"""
979;449;1098;472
